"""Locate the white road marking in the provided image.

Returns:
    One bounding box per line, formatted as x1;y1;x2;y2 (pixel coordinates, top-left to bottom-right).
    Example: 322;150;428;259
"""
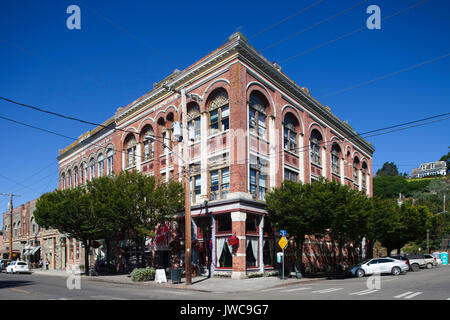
349;289;379;296
279;287;311;292
312;288;343;294
404;292;423;299
394;291;414;298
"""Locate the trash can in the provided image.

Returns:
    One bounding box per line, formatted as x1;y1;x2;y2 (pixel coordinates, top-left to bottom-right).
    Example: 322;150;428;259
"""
171;268;181;284
440;252;448;265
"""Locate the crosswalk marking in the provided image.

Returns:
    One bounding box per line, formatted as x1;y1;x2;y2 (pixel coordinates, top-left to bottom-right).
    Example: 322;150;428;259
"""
312;288;343;294
394;291;414;298
349;289;379;296
404;292;422;299
279;287;311;293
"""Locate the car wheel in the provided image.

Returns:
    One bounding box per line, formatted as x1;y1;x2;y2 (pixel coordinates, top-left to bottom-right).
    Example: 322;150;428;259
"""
426;263;433;269
411;264;419;272
392;267;401;276
356;269;365;278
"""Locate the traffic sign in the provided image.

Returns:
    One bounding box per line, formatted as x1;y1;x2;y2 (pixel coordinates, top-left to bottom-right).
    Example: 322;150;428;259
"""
279;230;287;237
278;236;288;250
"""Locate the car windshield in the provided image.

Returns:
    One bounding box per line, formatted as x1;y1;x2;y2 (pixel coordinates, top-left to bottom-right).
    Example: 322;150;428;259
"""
356;259;371;266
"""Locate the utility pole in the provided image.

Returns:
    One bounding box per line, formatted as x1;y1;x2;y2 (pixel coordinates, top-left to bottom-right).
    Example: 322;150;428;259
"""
1;193;21;259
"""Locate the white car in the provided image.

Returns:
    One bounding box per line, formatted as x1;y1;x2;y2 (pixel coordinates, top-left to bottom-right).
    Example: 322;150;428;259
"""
6;261;30;274
350;257;409;277
432;252;443;266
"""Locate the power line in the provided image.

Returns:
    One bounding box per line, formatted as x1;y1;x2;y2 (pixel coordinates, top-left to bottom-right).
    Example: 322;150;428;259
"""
249;0;325;40
261;0;368;52
280;0;431;63
319;52;450;99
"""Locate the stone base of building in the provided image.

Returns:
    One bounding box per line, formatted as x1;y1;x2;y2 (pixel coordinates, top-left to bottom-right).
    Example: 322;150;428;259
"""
231;271;247;279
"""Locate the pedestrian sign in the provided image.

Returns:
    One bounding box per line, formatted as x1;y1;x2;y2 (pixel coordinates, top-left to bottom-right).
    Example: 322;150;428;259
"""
278;236;288;250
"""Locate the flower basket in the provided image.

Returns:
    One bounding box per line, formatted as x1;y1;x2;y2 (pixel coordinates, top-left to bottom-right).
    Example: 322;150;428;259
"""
227;234;239;246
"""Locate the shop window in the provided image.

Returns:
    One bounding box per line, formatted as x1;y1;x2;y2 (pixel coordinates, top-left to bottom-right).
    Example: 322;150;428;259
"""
217;237;232;268
217;214;231;232
263;238;274;267
246;237;259;267
246;214;258;233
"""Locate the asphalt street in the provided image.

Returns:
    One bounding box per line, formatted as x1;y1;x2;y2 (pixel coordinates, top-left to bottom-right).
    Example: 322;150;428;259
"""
0;266;449;300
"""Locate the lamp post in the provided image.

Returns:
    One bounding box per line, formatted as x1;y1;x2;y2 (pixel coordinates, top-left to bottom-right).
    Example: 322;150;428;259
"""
144;86;192;285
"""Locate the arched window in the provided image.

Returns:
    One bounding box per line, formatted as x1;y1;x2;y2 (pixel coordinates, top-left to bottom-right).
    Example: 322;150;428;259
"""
208;89;229;135
141;125;155;160
362;162;368;189
106;149;114;175
13;222;17;237
31;217;35;234
98;154;104;177
73;167;78;187
283;113;299;153
68;170;72;188
61;173;66;190
249;92;268;138
331;143;341;175
187;103;201;142
124;134;137;167
353;156;360;184
310;129;322;165
17;221;21;237
89;158;96;181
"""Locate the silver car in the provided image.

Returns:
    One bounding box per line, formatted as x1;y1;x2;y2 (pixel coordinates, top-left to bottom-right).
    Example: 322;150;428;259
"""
350;258;409;277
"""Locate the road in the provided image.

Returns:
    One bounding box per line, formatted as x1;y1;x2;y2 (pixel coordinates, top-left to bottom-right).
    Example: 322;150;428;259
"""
0;266;449;300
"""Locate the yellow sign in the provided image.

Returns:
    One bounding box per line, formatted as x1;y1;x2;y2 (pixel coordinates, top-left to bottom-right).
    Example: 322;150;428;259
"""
278;236;288;250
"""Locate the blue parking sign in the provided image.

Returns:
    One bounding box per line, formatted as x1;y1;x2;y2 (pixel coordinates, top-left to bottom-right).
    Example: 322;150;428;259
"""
280;230;287;236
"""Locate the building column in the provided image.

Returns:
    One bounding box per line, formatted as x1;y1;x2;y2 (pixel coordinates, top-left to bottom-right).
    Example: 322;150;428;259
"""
321;146;327;178
210;215;216;276
268;116;277;189
200;111;208;196
340;157;345;185
259;215;264;273
299;134;305;183
231;211;246;279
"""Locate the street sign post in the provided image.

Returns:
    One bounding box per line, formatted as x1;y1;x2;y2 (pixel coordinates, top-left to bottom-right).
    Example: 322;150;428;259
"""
278;236;288;280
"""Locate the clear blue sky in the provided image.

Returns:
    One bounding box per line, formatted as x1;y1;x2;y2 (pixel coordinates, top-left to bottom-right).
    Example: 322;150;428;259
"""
1;0;449;224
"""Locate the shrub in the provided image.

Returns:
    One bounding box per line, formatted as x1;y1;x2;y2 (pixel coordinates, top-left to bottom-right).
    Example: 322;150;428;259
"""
247;271;263;278
130;268;156;282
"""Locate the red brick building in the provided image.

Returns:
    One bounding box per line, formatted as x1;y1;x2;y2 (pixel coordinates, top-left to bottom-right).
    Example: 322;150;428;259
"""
57;33;374;278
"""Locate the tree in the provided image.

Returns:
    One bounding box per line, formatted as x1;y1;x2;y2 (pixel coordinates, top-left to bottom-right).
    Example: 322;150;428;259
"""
265;180;324;272
35;186;117;275
376;162;400;177
440;149;450;173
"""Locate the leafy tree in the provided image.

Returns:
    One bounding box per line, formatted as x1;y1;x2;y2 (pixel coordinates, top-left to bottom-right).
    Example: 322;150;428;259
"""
376;162;400;177
440;149;450;173
35;186;117;275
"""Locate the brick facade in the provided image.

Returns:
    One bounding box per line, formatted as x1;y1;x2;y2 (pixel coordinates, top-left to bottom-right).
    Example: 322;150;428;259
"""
57;33;374;277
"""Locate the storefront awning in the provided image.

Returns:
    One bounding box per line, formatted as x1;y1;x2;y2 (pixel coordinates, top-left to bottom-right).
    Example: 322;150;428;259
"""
30;246;40;255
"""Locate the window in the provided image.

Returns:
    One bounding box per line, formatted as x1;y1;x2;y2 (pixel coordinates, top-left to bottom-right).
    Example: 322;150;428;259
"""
250;156;267;200
84;164;88;184
106;149;114;175
209;90;229;135
61;173;66;190
74;167;78;187
162;130;173;154
246;237;259;267
217;238;232;268
210;167;230;200
353;157;360;183
263;239;274;267
249;93;267;139
310;130;322;165
284;168;298;182
187;103;201;142
68;170;72;188
362;162;368;188
141;126;155;160
125;135;137;167
98;154;104;177
190;175;201;204
89;158;95;181
283;113;298;153
331;143;341;175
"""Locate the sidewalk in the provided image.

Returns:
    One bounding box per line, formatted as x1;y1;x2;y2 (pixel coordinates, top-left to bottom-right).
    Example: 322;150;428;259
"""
30;269;325;293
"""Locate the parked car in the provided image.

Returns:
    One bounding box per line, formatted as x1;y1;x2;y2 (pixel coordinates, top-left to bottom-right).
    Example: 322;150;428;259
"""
432;252;443;266
349;258;409;277
6;261;16;273
0;259;12;272
389;256;410;271
423;254;437;268
6;261;30;274
403;254;426;271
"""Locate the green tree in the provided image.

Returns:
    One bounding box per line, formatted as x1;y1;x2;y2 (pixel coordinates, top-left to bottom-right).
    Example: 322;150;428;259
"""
35;186;117;275
440;149;450;173
376;162;400;177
